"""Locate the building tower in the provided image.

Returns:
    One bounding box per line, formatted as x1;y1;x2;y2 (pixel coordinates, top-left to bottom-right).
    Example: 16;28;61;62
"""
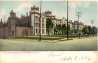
30;6;40;35
8;10;16;38
30;5;46;36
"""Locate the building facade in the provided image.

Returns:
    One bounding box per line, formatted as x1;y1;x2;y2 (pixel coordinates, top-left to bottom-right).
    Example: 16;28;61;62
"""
73;21;84;34
30;6;46;36
0;5;46;38
0;5;86;38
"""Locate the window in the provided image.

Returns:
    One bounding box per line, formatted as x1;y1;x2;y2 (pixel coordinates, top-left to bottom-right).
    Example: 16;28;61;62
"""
42;18;44;22
36;29;37;33
35;23;39;27
12;31;14;36
42;24;44;27
35;16;39;23
42;29;44;34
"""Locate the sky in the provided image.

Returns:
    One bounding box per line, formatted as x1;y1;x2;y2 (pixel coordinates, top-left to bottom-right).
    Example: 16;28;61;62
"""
0;0;97;27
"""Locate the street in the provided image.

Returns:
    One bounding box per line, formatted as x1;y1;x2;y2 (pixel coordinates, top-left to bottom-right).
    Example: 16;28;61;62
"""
0;37;97;51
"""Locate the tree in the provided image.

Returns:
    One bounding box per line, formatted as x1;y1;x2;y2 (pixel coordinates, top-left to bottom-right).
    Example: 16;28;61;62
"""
91;26;97;35
82;26;88;35
61;24;67;35
55;24;62;35
54;24;69;35
82;26;94;35
46;18;53;35
88;26;92;34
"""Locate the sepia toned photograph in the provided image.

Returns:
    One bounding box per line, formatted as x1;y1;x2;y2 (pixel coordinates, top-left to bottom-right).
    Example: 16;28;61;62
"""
0;0;97;51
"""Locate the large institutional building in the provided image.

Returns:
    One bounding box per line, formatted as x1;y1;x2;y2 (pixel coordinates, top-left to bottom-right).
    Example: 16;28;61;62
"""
0;6;47;38
0;5;85;38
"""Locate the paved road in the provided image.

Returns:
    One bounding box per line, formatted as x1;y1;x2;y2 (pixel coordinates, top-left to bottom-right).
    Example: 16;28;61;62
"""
0;37;97;51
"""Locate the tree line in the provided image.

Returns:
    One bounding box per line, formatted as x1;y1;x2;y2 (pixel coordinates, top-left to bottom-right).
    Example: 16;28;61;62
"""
46;18;97;36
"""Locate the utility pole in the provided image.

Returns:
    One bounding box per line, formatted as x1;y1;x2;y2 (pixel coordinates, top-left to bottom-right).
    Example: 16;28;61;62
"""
91;20;94;36
39;1;42;41
3;16;5;39
25;7;29;36
77;11;81;38
66;0;69;40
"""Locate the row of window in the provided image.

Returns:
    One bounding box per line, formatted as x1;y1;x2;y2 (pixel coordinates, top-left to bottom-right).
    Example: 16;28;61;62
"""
35;29;45;34
34;16;45;21
34;23;45;27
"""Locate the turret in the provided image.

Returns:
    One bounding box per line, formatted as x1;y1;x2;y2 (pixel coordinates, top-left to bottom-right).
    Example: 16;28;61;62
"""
30;5;39;14
10;10;16;17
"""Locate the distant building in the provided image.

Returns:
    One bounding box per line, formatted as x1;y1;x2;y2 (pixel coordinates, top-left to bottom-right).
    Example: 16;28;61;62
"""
68;20;73;30
73;21;84;34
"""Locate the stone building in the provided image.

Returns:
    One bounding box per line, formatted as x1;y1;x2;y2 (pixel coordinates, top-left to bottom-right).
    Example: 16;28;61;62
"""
44;10;55;35
30;5;46;36
73;21;84;34
7;10;32;38
0;19;9;38
0;5;46;38
0;5;85;38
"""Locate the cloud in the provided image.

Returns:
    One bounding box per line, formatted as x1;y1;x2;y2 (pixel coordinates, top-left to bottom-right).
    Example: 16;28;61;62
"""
0;9;9;22
68;1;97;26
0;0;97;27
68;1;91;20
14;1;32;17
68;1;77;20
14;0;40;17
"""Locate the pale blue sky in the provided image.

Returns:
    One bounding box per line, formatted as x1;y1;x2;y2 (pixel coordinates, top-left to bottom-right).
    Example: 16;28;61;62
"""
0;0;97;26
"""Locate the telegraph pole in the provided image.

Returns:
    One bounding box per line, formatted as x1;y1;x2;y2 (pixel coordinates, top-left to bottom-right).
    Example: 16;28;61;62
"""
66;0;69;40
26;7;29;36
3;16;5;39
39;0;42;41
77;11;81;38
91;20;94;36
